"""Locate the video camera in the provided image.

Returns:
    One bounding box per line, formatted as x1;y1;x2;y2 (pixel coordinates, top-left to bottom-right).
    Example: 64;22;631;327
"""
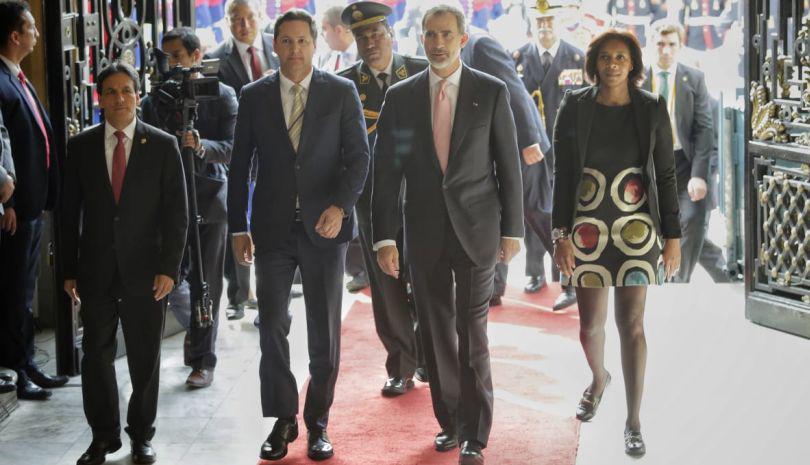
149;47;221;133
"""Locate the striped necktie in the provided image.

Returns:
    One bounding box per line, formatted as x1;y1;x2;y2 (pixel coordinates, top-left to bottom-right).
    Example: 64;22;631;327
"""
288;84;304;153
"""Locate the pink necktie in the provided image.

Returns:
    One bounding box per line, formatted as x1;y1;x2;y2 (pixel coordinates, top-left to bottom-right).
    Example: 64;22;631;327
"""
17;71;50;169
111;131;127;203
433;79;451;174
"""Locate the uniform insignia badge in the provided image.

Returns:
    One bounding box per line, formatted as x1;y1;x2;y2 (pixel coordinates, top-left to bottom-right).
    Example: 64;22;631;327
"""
396;64;408;80
141;138;147;144
352;9;364;21
516;64;524;73
360;94;367;102
558;68;583;86
359;72;370;85
574;53;581;62
682;76;688;82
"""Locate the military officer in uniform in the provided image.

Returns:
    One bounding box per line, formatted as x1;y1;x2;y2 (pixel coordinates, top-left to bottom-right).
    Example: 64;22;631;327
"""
512;0;585;310
337;1;429;396
607;0;667;46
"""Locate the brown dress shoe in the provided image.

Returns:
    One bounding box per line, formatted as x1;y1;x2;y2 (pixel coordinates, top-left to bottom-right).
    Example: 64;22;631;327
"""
185;369;214;388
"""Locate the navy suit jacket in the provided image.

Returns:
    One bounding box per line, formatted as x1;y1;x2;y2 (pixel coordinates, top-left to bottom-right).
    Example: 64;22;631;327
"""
460;30;550;154
0;59;58;221
642;63;713;181
205;33;280;96
227;69;369;248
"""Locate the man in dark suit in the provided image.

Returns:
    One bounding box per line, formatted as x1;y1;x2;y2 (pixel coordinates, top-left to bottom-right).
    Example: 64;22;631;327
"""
608;0;668;47
62;62;188;465
458;19;550;308
373;6;524;465
228;9;369;462
337;1;429;397
205;0;280;320
0;0;68;401
643;21;714;283
512;0;586;309
141;27;238;389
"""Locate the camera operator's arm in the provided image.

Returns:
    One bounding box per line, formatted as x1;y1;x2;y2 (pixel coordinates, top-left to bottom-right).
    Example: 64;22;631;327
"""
197;85;238;164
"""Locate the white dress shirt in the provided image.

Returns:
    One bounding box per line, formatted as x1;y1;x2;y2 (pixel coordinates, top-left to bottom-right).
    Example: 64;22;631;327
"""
104;117;137;180
234;35;270;80
319;42;357;73
651;62;682;151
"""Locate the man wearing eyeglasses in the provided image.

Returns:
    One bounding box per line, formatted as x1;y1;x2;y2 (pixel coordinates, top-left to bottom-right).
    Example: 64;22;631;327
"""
228;8;369;462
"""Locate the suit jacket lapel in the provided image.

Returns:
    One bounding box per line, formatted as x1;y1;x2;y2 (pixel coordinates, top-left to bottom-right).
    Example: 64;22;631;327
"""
576;86;598;172
119;121;148;205
674;63;688;146
227;42;250;87
390;54;408;85
360;63;383;106
92;125;116;206
415;71;443;175
447;66;476;173
264;73;295;155
297;69;326;157
2;64;44;131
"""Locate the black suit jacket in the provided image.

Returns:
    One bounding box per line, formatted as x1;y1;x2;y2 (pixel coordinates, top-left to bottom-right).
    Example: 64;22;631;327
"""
372;65;525;269
227;69;369;248
61;121;189;297
141;82;238;224
642;63;713;181
205;33;280;96
461;30;550;154
0;60;58;221
552;86;682;239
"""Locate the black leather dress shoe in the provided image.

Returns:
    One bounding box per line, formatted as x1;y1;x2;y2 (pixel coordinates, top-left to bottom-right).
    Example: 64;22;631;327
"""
523;276;547;293
0;378;15;393
16;371;51;400
225;303;245;320
381;377;414;397
576;371;611;422
459;441;484;465
414;366;429;383
346;271;369;293
552;285;577;311
260;417;298;461
307;429;334;461
25;365;68;388
131;440;156;464
76;438;122;465
434;430;458;452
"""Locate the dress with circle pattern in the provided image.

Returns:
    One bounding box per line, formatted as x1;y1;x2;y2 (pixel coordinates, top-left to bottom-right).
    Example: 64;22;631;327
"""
563;102;663;288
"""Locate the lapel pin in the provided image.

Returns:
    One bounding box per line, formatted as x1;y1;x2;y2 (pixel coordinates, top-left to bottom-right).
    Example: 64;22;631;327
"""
141;138;147;144
682;76;688;82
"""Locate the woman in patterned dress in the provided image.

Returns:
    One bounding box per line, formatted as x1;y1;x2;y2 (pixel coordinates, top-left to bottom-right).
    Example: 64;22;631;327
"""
551;30;682;457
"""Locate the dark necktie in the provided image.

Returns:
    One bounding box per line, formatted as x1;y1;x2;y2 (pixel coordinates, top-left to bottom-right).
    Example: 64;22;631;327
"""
247;45;262;81
17;71;50;169
111;131;127;203
541;51;552;73
377;72;389;94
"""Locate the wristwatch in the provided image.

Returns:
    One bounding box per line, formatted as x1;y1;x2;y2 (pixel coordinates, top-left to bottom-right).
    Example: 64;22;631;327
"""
551;227;570;244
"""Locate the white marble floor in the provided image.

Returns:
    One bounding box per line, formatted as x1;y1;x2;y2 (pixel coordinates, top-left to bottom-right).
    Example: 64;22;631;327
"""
0;250;807;465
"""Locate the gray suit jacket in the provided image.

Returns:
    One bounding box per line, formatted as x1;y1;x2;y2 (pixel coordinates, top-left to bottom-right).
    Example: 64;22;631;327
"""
642;63;713;181
372;65;524;269
0;111;13;215
205;33;280;96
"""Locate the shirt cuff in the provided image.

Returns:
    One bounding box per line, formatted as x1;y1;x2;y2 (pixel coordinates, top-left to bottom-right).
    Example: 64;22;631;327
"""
231;231;250;237
502;236;521;240
372;239;397;251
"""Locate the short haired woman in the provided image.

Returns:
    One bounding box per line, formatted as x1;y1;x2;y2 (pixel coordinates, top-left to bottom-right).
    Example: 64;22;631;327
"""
551;29;682;457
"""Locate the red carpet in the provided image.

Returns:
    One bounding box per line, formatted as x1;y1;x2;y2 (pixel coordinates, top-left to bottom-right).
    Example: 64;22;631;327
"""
259;284;581;465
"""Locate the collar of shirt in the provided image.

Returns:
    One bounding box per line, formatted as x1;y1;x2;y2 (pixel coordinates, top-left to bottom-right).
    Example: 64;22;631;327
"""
652;62;677;81
105;116;137;142
369;57;394;86
234;35;264;56
0;54;21;77
428;61;463;90
279;67;314;95
538;39;561;59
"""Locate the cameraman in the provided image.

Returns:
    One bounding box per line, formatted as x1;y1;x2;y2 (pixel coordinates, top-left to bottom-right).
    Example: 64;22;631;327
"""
141;27;238;389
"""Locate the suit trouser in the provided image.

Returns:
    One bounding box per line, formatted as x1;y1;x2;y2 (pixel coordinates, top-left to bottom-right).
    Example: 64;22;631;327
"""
355;191;418;378
80;277;165;443
254;222;346;431
409;225;495;447
698;237;732;282
187;222;227;369
224;238;251;305
674;179;710;283
0;216;43;371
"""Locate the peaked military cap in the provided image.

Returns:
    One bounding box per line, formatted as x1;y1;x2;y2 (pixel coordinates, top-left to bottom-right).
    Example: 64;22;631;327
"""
342;1;392;31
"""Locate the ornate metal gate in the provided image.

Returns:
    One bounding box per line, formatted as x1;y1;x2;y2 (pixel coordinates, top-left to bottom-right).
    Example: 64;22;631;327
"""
746;0;810;338
45;0;194;375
